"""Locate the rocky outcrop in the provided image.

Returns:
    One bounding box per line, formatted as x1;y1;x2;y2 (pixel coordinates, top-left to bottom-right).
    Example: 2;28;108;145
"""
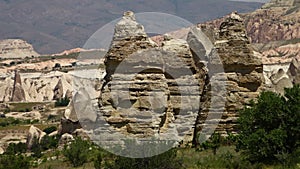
11;70;26;102
192;12;264;139
0;39;39;59
26;125;46;150
97;11;207;149
53;79;64;100
59;133;74;145
58;101;81;135
0;70;102;102
262;43;300;62
262;0;299;8
288;57;300;84
197;1;300;48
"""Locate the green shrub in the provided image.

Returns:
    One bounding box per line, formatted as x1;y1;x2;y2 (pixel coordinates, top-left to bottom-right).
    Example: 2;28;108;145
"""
199;133;222;155
62;137;90;167
237;85;300;166
0;154;30;169
55;97;70;107
5;142;27;155
43;126;57;134
40;135;59;150
112;148;182;169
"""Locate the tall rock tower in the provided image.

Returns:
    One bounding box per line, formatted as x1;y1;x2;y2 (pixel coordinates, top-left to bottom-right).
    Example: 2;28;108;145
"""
192;12;264;141
11;70;26;102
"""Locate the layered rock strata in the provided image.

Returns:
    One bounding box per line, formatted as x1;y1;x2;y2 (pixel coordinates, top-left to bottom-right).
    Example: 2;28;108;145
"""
191;13;264;140
96;11;207;150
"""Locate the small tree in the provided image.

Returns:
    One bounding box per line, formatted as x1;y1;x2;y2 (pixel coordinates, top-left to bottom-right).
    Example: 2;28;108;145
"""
63;137;90;167
237;85;300;165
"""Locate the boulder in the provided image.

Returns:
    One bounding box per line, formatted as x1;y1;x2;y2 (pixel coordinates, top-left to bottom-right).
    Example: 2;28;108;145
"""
59;133;74;145
26;125;46;150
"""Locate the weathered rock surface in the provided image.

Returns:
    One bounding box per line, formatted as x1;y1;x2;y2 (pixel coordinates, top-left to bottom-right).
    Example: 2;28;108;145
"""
53;79;64;100
58;101;81;135
197;0;300;53
0;39;39;59
97;11;206;147
288;57;300;84
11;70;26;102
193;12;264;139
59;133;74;145
262;0;300;8
26;125;46;150
0;70;102;102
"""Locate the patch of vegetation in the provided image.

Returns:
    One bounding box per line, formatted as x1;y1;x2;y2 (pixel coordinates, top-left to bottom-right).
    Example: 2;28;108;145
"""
8;102;47;112
40;135;59;151
237;85;300;167
43;126;57;134
0;117;39;127
62;137;91;167
55;97;70;107
112;148;182;169
0;154;30;169
5;142;27;155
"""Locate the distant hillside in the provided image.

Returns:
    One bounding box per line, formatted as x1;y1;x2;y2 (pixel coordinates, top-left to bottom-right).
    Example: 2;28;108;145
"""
0;0;263;54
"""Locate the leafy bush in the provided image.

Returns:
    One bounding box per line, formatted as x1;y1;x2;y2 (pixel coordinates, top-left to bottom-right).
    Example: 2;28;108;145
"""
63;137;91;167
5;142;27;155
237;85;300;166
43;126;57;134
198;133;222;155
55;97;70;107
40;135;59;150
0;154;30;169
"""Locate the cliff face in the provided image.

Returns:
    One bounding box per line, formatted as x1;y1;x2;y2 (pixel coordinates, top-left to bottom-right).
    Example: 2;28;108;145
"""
245;4;300;44
0;39;39;59
198;0;300;49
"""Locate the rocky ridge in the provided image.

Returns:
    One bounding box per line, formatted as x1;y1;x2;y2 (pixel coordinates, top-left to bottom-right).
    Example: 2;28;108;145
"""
0;39;39;59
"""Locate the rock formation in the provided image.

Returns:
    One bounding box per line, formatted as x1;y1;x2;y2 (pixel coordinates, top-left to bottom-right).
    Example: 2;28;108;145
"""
288;57;300;84
58;101;81;135
0;39;39;59
191;12;264;139
26;125;46;150
97;11;207;149
11;70;26;102
262;0;300;8
53;79;64;100
0;70;102;103
59;133;74;145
